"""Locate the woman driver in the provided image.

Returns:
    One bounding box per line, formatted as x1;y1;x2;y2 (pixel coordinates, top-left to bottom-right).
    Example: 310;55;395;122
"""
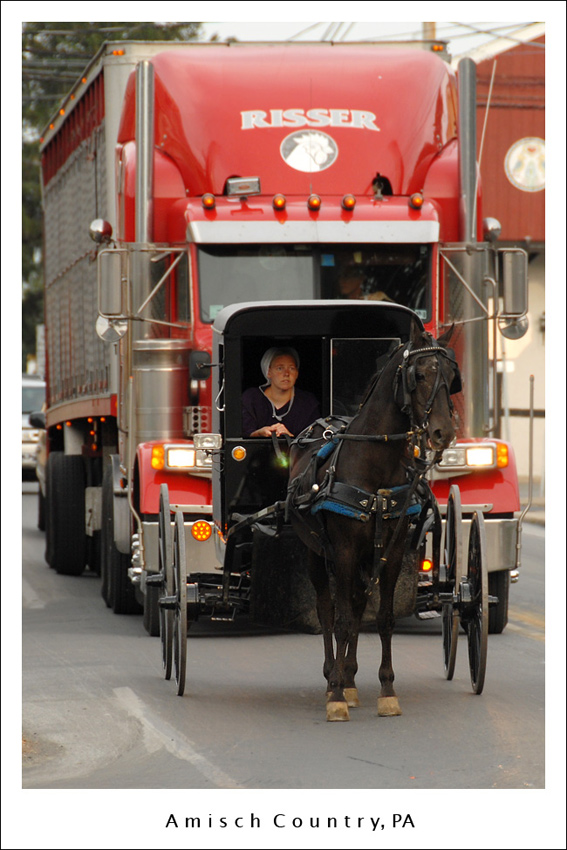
242;347;320;438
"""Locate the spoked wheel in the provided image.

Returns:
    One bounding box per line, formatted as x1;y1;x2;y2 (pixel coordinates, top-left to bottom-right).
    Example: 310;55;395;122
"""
441;485;462;680
173;510;188;697
158;485;174;680
465;511;489;695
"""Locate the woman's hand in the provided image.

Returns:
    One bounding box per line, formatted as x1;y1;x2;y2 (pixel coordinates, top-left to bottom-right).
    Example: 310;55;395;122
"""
251;424;293;438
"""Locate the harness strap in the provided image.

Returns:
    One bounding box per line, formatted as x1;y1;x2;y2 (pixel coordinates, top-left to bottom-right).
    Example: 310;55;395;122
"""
310;481;422;522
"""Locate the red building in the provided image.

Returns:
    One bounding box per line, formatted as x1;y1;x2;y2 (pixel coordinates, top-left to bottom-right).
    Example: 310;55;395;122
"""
466;24;545;246
455;23;545;484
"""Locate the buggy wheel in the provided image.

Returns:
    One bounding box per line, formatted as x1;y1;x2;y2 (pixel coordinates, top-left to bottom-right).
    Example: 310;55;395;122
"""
158;485;174;679
442;485;462;680
465;511;488;694
173;511;188;696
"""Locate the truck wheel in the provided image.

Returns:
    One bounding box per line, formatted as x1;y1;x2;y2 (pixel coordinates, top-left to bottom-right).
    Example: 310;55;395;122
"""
37;487;46;531
44;451;60;567
48;453;87;576
488;569;510;634
143;584;161;636
101;458;141;615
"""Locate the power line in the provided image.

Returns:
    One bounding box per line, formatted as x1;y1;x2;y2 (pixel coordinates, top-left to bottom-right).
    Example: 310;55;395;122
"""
451;21;544;46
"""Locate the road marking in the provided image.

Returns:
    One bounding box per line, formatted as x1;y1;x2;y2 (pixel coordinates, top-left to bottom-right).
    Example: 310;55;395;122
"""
114;686;243;788
22;579;45;609
507;607;545;641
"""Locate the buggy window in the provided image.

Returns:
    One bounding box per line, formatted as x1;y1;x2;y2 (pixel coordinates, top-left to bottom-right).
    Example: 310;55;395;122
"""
331;338;400;416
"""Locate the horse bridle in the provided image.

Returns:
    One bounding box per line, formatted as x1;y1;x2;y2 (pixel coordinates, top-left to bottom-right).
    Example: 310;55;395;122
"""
395;342;462;432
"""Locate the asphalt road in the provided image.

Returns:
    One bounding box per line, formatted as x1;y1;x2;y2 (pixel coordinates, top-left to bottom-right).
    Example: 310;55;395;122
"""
8;483;565;850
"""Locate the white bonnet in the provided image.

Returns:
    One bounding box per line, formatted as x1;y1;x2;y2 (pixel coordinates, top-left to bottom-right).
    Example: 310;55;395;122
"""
260;347;300;383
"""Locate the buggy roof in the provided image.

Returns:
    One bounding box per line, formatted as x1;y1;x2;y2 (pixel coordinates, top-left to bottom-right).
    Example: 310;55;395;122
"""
213;300;424;340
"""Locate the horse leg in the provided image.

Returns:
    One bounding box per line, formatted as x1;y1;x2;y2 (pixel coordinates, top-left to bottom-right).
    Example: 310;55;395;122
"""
342;580;367;707
307;551;336;697
324;556;361;722
376;547;404;717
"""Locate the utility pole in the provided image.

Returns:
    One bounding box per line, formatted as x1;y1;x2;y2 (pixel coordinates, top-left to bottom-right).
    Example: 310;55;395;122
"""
422;23;436;40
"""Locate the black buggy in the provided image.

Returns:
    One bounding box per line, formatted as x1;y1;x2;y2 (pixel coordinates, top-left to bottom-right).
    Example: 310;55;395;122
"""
156;301;490;708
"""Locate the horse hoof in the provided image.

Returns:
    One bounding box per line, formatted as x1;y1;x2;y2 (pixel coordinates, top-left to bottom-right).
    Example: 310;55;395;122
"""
377;696;402;716
343;688;360;707
326;701;350;722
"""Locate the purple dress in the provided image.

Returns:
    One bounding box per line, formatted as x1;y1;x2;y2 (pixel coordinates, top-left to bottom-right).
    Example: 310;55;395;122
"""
242;387;321;437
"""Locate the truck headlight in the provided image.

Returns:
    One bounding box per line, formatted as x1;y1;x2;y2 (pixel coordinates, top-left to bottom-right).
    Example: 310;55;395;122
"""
166;447;196;468
151;444;198;471
465;446;494;467
150;441;218;471
437;442;508;471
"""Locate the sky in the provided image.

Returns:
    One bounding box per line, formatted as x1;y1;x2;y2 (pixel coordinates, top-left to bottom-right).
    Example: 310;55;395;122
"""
198;19;537;59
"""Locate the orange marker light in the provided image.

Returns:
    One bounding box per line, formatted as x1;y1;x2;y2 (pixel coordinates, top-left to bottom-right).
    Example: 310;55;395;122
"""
191;521;212;542
272;194;286;210
202;193;216;210
307;194;321;211
409;193;424;210
342;194;356;211
421;559;434;572
496;442;509;468
151;445;165;470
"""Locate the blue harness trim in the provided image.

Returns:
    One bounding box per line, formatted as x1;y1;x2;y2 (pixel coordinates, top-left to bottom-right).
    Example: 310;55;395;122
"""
316;438;339;461
311;500;369;521
310;482;423;523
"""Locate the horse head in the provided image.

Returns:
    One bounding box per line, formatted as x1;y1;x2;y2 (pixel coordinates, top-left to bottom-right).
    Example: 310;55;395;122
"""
395;322;461;452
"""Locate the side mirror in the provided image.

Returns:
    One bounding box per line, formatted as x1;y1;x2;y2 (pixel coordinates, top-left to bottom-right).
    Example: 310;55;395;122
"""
499;248;529;340
89;218;113;245
190;350;211;380
501;249;528;317
98;249;127;317
29;411;46;429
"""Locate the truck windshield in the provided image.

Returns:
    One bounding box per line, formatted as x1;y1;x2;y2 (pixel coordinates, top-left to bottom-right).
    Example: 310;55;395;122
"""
198;244;430;322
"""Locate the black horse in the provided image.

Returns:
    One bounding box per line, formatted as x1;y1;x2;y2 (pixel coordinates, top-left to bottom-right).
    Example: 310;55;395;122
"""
287;321;461;721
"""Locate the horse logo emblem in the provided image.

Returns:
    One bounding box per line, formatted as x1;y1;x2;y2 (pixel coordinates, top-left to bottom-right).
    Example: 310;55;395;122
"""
504;137;545;193
280;130;338;172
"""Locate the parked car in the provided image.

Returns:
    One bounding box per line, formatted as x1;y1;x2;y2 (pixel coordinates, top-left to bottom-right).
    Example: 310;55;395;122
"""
22;374;45;478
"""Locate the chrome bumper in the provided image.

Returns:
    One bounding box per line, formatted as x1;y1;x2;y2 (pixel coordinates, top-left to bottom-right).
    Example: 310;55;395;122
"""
439;514;520;572
129;519;219;586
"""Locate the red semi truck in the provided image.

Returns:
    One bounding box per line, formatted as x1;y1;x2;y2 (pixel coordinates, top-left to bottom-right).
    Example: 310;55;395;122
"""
39;40;528;634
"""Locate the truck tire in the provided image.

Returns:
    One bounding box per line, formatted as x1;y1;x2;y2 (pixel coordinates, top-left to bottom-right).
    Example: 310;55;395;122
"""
101;458;141;615
143;583;161;636
37;487;46;531
44;451;59;567
48;453;87;576
488;569;510;634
